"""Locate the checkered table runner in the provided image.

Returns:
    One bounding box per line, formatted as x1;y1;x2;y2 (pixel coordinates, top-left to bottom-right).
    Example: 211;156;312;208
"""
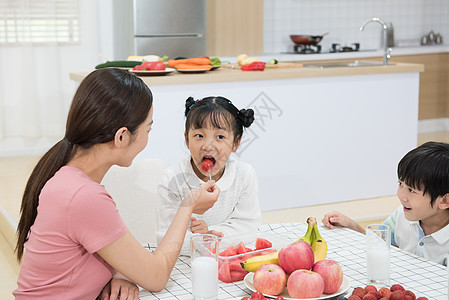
138;223;448;299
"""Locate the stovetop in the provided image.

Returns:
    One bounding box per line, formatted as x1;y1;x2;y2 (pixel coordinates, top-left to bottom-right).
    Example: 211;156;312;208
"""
284;42;362;55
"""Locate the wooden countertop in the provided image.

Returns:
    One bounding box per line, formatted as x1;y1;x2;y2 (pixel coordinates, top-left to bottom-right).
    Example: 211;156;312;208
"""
70;62;424;86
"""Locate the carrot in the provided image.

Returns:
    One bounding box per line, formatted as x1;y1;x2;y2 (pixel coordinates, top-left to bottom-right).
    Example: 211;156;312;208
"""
176;64;213;70
167;57;211;68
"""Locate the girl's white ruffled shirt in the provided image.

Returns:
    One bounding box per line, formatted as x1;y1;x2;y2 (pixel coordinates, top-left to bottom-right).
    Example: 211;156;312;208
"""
156;157;261;256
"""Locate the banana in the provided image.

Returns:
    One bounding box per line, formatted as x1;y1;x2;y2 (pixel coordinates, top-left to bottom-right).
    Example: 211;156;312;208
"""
297;217;316;245
310;218;328;262
240;251;279;272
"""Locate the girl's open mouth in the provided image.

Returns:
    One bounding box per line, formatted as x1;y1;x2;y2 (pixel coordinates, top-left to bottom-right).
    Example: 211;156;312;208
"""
202;156;216;165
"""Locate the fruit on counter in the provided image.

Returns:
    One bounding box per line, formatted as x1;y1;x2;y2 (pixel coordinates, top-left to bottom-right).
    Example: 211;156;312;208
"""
132;61;166;71
287;269;324;298
253;264;287;296
312;259;343;294
241;251;279;272
278;240;314;275
126;55;168;62
241;62;265;71
167;57;211;68
95;60;142;69
298;217;328;262
237;54;260;66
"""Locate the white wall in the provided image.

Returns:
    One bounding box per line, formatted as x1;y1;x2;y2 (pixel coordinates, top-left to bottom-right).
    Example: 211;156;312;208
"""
264;0;449;54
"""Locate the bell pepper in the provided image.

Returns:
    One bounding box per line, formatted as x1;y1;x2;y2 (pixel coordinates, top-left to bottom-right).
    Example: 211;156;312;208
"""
241;62;265;71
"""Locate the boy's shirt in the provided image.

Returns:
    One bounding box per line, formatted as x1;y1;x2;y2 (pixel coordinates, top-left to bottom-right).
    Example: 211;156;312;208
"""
383;205;449;265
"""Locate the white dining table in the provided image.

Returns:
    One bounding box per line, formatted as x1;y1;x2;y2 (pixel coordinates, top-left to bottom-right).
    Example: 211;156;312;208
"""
138;222;448;300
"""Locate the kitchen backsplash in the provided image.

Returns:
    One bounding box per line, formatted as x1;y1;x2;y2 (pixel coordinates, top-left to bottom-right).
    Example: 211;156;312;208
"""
264;0;449;54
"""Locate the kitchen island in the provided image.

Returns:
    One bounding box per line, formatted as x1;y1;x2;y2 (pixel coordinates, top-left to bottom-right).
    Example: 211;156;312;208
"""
70;62;423;211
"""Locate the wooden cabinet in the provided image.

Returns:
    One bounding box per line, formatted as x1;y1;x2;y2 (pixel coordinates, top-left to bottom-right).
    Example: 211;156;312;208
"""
206;0;264;56
390;53;449;120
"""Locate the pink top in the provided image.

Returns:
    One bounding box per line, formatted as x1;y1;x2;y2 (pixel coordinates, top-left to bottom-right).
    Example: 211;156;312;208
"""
14;166;128;299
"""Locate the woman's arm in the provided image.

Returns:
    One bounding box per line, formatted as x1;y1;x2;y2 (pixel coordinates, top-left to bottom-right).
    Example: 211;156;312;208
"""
97;181;219;292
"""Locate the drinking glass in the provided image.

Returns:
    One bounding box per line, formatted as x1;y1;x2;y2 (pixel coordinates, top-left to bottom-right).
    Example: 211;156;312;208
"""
366;224;391;287
190;234;219;300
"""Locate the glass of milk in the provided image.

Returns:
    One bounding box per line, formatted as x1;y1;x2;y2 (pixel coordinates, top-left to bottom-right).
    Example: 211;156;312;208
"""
366;224;391;287
190;234;219;300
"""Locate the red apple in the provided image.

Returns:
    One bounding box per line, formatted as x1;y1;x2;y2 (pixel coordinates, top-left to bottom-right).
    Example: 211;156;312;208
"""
253;264;287;296
287;269;324;298
278;240;314;275
312;259;343;294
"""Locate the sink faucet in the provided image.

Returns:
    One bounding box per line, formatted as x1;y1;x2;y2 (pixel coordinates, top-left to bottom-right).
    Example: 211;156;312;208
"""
360;17;391;65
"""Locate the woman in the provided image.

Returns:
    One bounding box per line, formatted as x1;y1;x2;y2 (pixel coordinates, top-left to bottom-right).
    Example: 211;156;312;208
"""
13;68;219;300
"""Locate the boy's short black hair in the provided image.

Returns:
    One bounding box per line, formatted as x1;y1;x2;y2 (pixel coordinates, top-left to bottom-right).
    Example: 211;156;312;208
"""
397;141;449;206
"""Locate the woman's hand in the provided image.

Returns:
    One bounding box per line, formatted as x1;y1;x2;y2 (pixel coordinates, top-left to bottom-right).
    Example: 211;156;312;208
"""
190;217;224;237
100;278;139;300
184;180;219;214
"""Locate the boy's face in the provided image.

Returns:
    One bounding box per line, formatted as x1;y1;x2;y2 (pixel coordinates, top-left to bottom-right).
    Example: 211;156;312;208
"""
396;180;444;222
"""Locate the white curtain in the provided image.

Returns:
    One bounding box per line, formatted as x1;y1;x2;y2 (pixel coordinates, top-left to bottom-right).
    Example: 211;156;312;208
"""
0;0;104;157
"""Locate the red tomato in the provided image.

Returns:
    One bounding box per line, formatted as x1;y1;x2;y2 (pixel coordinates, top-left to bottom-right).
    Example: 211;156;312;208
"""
132;65;144;71
141;61;152;70
149;61;165;70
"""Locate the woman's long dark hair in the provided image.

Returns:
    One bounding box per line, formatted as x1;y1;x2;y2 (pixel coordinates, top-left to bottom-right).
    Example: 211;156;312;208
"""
15;68;153;261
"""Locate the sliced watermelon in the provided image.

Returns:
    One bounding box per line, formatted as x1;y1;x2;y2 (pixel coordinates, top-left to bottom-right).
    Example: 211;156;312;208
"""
255;237;272;250
218;245;238;257
230;269;248;282
236;242;249;254
218;260;248;283
218;261;232;283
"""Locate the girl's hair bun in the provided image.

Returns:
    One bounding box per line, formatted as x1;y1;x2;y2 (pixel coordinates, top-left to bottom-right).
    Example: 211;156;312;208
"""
239;108;255;127
185;96;196;116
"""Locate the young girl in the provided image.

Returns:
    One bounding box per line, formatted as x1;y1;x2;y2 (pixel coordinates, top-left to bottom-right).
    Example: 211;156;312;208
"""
157;96;261;255
13;68;219;299
323;142;449;265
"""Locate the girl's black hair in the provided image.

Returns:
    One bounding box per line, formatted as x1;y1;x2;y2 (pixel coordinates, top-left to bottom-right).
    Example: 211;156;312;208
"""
184;96;254;145
15;68;153;261
397;141;449;207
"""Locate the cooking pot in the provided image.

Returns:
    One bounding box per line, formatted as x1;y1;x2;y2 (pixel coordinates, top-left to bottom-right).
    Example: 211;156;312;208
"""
290;32;329;45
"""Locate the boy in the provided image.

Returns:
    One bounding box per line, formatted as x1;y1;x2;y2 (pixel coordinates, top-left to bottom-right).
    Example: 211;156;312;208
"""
322;142;449;265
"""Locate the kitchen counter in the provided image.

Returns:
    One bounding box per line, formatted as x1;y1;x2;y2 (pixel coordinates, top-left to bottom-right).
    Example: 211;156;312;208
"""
69;62;423;86
219;44;449;64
